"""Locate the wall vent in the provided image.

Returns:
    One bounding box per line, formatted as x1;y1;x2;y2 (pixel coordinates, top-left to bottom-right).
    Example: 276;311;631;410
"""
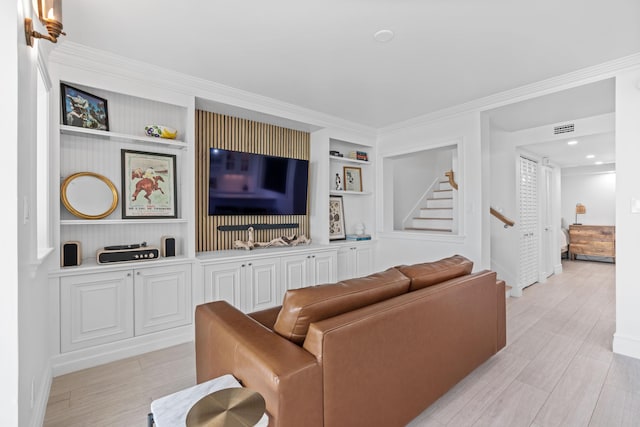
553;123;574;134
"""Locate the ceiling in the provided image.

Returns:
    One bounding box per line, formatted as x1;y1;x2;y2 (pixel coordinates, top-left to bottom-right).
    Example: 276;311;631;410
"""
61;0;640;129
487;79;616;168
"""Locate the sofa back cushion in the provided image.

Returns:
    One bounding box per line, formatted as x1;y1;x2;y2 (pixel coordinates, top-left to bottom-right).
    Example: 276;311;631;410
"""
397;255;473;291
273;268;411;345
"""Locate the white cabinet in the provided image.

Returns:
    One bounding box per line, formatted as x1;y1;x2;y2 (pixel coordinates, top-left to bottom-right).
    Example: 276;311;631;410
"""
204;258;281;312
134;264;192;336
200;246;338;312
281;251;337;291
61;270;133;353
337;243;374;281
60;262;192;352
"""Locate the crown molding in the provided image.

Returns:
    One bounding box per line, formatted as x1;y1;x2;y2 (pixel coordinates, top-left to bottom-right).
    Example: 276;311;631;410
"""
379;52;640;135
48;41;377;139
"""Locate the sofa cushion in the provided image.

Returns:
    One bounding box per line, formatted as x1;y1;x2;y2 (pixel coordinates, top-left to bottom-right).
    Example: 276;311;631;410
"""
273;268;411;344
398;255;473;291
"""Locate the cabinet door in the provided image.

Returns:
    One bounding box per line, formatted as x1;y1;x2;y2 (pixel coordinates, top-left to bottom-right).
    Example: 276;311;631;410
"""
281;254;310;291
60;271;133;353
134;264;192;336
203;262;243;309
310;251;337;285
337;246;355;281
354;245;373;278
246;259;280;312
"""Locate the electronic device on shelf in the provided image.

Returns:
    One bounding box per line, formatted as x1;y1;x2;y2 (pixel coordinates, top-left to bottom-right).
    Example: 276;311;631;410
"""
96;241;160;264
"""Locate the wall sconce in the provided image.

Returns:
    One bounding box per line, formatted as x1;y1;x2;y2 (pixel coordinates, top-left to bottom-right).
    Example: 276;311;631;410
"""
25;0;65;47
575;203;586;225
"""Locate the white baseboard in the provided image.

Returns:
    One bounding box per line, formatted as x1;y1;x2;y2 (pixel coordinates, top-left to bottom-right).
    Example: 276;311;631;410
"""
613;333;640;360
31;361;52;427
51;326;193;376
554;263;563;275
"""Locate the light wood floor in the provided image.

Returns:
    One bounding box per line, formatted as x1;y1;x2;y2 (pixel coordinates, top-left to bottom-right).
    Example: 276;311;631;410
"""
44;260;640;426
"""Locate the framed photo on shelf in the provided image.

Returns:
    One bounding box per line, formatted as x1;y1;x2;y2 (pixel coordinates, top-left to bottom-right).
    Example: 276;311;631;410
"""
121;149;177;219
61;83;109;131
329;195;346;240
343;166;363;192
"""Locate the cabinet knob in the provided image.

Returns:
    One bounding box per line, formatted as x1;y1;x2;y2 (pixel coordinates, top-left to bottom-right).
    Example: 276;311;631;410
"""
136;271;141;276
248;263;252;266
241;264;245;267
312;255;315;258
127;273;132;277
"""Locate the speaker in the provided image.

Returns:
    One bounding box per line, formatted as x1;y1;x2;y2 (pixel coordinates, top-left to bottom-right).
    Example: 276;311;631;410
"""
161;236;176;257
61;241;81;267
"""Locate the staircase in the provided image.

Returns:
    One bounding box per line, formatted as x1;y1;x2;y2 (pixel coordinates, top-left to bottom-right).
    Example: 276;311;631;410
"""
405;180;455;233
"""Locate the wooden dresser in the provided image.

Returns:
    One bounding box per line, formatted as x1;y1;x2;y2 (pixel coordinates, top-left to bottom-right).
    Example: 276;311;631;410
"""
568;225;615;261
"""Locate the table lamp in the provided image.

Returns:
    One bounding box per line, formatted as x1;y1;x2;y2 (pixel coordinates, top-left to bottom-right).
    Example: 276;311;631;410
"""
575;203;586;225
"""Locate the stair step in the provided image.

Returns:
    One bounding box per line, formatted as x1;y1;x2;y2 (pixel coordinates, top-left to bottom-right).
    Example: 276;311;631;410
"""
405;227;453;233
419;208;453;219
412;218;453;229
426;198;453;208
432;190;453;199
438;182;453;191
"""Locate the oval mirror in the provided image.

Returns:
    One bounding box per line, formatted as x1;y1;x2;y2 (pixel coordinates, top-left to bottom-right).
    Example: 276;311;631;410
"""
61;172;118;219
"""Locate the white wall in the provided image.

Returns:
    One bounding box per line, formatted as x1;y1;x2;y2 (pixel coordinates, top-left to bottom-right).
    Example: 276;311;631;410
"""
2;1;19;425
614;69;640;359
376;113;484;270
561;165;616;226
13;2;57;426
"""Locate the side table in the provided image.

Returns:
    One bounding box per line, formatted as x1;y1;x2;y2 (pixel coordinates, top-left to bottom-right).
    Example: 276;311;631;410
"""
149;374;268;427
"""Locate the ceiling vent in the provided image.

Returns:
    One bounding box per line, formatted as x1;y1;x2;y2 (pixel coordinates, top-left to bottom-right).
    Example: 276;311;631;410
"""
553;123;575;135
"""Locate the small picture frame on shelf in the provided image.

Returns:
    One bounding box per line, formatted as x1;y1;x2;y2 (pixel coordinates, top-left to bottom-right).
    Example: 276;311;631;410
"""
60;83;109;131
121;149;177;219
329;195;346;240
343;166;363;192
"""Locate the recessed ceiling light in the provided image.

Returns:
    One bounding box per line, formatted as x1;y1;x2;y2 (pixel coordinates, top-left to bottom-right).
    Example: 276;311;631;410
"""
374;29;394;43
586;154;595;159
595;161;603;165
567;140;578;146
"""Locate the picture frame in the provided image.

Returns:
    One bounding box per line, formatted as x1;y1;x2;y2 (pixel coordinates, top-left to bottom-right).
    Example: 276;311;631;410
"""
61;83;109;131
343;166;363;192
329;195;346;240
121;149;177;218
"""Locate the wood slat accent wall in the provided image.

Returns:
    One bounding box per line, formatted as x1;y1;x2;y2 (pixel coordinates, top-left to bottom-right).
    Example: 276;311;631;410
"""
195;110;310;252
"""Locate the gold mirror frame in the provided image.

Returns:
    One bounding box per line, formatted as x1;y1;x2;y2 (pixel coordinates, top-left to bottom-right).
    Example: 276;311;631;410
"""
61;172;118;219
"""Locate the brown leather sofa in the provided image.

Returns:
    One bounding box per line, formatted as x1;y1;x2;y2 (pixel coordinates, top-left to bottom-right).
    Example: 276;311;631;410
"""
195;255;506;427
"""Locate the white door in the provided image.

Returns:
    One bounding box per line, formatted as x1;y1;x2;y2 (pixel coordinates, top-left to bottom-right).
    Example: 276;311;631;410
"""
518;156;539;289
281;254;310;291
540;165;555;280
246;259;280;312
310;251;337;285
203;262;243;309
354;245;373;278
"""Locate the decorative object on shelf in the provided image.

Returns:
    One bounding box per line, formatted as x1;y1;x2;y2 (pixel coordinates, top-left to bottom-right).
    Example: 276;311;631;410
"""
354;222;365;236
346;234;371;241
61;172;118;220
161;236;176;257
575;203;586;224
96;243;160;264
233;227;311;250
24;0;65;47
186;387;266;427
347;151;368;161
329;195;346;240
335;173;342;191
145;124;178;139
61;83;109;131
330;150;343;157
121;149;177;218
343;166;363;192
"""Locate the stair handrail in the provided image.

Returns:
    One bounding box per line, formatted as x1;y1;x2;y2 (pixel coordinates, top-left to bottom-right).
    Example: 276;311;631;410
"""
445;170;458;190
490;207;515;228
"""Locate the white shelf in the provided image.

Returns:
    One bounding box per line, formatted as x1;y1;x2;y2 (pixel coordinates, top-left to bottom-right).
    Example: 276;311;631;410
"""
329;155;370;165
60;125;188;149
330;190;372;196
61;218;188;226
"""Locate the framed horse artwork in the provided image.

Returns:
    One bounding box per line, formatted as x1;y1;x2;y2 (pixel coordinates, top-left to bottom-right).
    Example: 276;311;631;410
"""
121;149;177;218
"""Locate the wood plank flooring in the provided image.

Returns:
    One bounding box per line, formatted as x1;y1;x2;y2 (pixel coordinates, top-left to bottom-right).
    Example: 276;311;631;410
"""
44;260;640;426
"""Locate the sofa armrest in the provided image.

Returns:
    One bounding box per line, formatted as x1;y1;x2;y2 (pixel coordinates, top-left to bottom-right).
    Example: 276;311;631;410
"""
496;280;506;351
195;301;322;427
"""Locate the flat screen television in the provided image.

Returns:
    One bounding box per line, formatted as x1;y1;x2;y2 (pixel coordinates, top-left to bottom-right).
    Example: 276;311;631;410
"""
208;148;309;216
